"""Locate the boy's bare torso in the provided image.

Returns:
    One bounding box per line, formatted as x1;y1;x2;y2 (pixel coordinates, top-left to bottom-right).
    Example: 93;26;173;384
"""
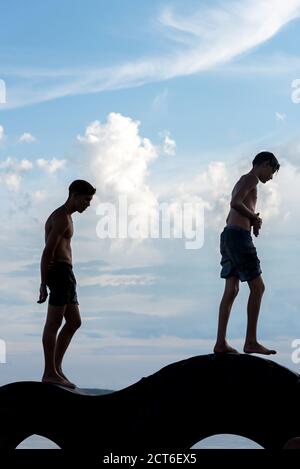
226;174;258;231
45;206;73;265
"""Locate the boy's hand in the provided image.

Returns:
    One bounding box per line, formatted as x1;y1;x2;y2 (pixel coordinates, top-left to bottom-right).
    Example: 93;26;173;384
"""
37;284;48;303
252;212;262;237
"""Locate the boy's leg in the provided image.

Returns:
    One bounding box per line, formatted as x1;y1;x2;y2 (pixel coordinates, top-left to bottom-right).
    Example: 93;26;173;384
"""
55;303;82;384
42;304;68;385
214;276;240;353
243;275;276;355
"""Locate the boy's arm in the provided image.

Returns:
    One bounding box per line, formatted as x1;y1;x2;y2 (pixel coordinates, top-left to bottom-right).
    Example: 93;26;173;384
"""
230;174;259;221
37;215;68;303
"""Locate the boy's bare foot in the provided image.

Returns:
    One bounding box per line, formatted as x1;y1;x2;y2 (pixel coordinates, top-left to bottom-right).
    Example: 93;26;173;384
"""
56;367;76;388
58;378;76;389
42;373;76;388
243;342;276;355
213;341;239;354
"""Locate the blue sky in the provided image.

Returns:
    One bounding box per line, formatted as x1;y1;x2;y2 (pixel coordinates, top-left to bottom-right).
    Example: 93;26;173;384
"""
1;0;300;419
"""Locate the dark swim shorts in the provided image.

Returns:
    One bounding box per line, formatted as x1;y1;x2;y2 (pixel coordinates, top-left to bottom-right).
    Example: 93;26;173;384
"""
46;262;79;306
220;225;262;282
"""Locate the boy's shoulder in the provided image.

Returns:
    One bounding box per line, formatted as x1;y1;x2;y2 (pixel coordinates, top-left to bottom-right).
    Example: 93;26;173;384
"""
237;173;259;186
45;206;69;227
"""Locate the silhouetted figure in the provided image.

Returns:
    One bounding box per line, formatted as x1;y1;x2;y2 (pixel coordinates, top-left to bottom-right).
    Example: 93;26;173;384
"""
214;152;280;355
37;180;96;388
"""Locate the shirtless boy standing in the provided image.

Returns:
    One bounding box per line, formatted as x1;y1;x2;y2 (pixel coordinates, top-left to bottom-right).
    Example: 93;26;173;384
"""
37;180;96;387
213;152;280;355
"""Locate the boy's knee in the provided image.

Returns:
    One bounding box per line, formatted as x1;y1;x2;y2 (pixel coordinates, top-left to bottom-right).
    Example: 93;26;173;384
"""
249;278;265;295
75;318;82;330
233;284;239;297
47;317;63;330
226;282;239;298
67;318;81;332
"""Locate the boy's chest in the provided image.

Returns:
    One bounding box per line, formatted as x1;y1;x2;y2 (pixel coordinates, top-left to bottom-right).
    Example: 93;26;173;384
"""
244;186;257;206
64;219;74;239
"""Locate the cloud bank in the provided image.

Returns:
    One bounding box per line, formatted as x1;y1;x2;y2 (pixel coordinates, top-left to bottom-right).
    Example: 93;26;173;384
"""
2;0;300;109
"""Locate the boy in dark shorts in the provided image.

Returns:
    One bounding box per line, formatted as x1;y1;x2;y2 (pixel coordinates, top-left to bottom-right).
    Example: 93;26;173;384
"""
46;261;79;307
213;152;280;355
37;180;96;387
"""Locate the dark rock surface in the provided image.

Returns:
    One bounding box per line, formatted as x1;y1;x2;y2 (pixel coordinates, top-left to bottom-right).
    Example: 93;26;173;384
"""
0;353;299;451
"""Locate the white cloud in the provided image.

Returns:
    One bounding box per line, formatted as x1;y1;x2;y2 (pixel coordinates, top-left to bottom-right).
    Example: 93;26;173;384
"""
19;159;33;171
1;173;22;191
78;112;159;238
0;125;5;141
77;113;158;196
152;89;169;112
19;132;36;143
3;1;300;108
163;134;176;156
258;180;281;220
33;190;47;201
0;157;33;192
0;157;33;172
274;135;300;168
79;273;157;287
275;111;286;121
170;161;231;229
263;159;300;229
37;157;66;173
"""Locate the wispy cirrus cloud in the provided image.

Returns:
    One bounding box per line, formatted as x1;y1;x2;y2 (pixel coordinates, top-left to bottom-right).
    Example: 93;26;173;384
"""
2;0;300;109
79;273;157;287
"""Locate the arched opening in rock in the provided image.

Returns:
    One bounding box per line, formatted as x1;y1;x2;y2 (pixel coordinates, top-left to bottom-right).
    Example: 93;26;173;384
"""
192;434;263;449
16;434;61;449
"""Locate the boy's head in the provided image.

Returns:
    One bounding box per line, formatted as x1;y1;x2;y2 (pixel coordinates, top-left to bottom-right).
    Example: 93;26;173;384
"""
68;180;96;213
252;151;280;183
